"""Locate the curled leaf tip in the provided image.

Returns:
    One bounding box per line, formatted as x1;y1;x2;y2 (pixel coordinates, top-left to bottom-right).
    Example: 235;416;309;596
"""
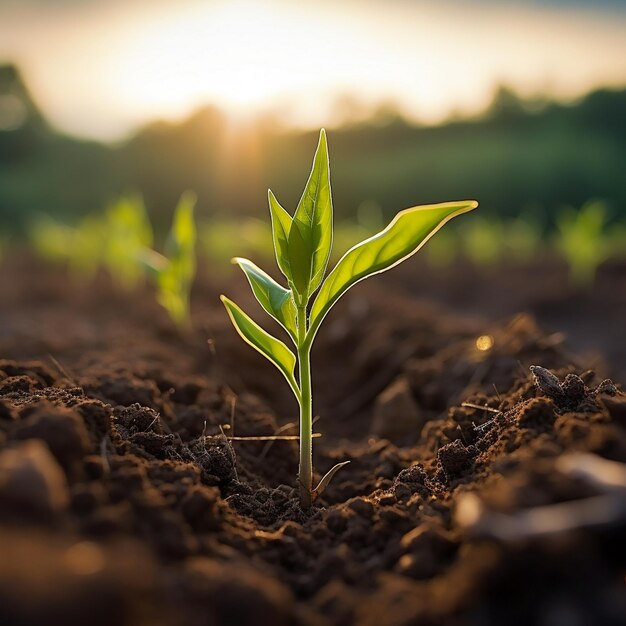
314;460;350;497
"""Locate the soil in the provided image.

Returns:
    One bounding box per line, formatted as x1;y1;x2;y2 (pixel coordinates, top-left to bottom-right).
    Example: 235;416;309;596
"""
1;253;625;626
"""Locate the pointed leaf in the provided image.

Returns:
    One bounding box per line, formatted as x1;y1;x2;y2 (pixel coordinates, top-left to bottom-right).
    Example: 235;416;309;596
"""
165;191;197;260
233;257;297;339
314;461;350;497
310;201;478;336
286;219;313;300
157;192;197;327
221;296;299;399
268;190;292;281
104;192;153;290
291;129;333;298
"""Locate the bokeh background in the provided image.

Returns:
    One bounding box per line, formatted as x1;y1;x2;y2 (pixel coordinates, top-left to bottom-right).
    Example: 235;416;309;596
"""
1;0;625;233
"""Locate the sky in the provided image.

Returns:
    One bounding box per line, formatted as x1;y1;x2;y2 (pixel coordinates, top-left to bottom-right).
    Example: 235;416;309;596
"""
1;0;626;140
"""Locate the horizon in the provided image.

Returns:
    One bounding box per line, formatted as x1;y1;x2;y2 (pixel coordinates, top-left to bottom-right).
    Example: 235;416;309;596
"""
5;59;625;145
1;0;626;141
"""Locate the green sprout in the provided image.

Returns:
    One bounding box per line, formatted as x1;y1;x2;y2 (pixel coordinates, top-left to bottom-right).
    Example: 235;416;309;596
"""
200;217;273;269
140;191;197;327
555;201;609;288
28;215;73;264
221;130;477;508
28;213;105;281
104;192;153;290
460;214;504;267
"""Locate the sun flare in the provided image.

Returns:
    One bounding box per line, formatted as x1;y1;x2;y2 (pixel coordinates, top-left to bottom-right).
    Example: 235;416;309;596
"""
2;0;626;138
113;2;323;121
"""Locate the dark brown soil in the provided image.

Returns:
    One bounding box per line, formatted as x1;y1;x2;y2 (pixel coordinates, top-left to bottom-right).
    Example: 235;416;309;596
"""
1;253;625;626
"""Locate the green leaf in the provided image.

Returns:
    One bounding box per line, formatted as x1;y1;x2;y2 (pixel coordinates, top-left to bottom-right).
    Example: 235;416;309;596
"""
286;219;312;300
290;128;333;299
268;190;293;281
309;201;478;336
104;192;153;290
157;191;197;327
221;296;299;399
166;191;197;260
232;257;297;339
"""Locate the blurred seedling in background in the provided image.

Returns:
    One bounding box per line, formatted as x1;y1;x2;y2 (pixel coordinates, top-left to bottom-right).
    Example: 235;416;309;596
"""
29;192;151;286
200;217;273;270
28;190;197;327
140;192;197;328
104;192;153;291
29;212;105;282
426;211;543;269
221;129;478;508
460;214;505;267
555;201;610;288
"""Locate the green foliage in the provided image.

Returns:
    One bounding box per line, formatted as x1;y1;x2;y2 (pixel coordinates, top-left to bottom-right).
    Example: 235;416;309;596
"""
268;130;333;303
233;257;298;339
28;190;197;327
460;215;504;267
70;214;107;280
104;193;153;290
555;201;610;288
28;193;151;286
221;129;477;508
309;201;476;338
221;295;299;397
141;192;197;327
28;213;105;281
289;129;333;300
29;215;73;263
5;69;626;240
200;218;273;268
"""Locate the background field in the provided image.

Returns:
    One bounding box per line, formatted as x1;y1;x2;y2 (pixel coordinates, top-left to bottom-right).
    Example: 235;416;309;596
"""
1;63;625;236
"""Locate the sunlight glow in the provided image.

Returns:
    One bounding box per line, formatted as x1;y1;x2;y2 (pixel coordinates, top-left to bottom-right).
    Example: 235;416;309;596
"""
114;2;307;118
1;0;626;139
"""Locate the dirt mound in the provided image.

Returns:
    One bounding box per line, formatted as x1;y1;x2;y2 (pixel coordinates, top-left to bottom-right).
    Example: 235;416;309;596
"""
0;257;625;625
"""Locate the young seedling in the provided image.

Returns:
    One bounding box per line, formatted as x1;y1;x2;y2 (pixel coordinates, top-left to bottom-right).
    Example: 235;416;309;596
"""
221;130;477;508
460;214;504;268
28;213;105;281
140;191;197;327
104;192;153;291
555;201;609;288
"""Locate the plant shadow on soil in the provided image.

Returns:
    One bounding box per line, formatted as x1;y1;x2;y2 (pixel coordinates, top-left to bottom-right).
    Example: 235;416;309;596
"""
0;253;625;626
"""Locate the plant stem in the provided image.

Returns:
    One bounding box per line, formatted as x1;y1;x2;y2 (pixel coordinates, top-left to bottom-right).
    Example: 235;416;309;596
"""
297;304;313;508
